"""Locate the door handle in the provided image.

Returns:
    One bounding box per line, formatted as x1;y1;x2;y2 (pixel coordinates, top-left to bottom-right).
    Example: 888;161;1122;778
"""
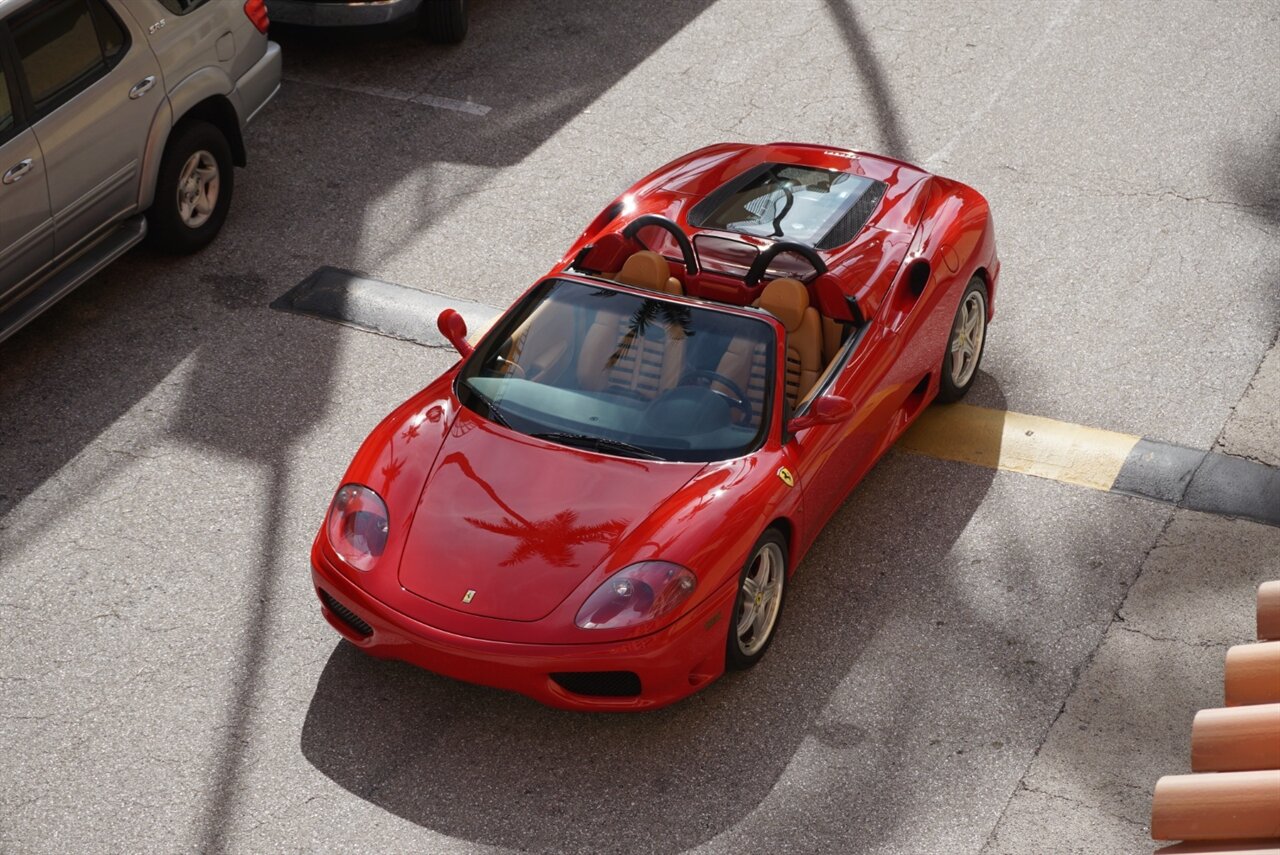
2;159;32;185
129;76;156;99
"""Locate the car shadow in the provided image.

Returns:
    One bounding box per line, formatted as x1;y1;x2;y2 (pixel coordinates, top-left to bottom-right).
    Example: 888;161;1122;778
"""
300;377;1007;853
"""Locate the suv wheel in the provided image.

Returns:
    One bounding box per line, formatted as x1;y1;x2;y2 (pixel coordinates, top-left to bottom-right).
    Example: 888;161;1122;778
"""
147;120;234;254
420;0;468;43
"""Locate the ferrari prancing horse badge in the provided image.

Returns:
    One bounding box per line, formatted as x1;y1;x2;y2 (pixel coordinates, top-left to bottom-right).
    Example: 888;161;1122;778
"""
462;589;476;603
777;467;795;488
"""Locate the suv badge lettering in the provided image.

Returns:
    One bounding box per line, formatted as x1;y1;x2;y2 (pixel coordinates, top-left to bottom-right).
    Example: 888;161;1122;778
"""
149;18;166;34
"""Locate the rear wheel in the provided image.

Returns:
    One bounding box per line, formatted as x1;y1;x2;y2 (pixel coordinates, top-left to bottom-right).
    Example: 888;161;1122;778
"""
937;277;989;402
419;0;468;43
725;529;788;670
146;120;234;254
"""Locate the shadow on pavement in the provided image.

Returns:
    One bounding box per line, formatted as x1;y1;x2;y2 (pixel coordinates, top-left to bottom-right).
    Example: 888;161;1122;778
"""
1231;127;1280;326
0;2;713;850
0;0;715;525
300;380;1007;853
823;0;913;162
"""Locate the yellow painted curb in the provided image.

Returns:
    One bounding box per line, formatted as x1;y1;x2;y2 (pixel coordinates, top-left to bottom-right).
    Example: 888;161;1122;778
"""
897;403;1142;491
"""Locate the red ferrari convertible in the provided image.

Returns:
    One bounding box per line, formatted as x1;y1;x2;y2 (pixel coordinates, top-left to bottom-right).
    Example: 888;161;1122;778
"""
311;142;1000;711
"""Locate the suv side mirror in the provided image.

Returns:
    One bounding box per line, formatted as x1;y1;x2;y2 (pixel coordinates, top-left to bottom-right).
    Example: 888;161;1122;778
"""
787;395;853;433
437;309;473;357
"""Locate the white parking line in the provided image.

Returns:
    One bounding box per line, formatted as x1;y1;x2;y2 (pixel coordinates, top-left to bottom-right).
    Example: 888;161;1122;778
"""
283;76;492;116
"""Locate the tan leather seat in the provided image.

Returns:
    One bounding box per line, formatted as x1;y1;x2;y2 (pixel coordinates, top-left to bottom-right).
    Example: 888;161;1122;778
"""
578;251;687;396
614;250;684;296
718;277;823;409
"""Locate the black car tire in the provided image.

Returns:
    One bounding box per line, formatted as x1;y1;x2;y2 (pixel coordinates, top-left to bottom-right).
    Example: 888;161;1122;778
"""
937;276;989;403
420;0;468;43
725;528;789;671
146;120;234;255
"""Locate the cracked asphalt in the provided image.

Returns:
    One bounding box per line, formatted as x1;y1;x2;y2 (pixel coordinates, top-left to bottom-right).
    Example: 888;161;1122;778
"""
1;1;1278;853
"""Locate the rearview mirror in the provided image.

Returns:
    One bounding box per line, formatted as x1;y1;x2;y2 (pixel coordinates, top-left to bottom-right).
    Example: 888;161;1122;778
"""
787;395;853;433
437;309;473;357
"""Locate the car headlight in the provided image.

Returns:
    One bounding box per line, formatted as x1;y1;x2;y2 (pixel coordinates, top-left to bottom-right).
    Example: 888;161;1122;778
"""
325;484;389;572
575;561;696;630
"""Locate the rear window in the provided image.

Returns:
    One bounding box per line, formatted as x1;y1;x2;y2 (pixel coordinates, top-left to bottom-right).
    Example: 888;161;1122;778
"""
689;163;887;250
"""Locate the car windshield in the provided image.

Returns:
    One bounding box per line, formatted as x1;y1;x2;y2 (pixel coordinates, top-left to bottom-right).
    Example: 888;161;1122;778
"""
457;279;776;463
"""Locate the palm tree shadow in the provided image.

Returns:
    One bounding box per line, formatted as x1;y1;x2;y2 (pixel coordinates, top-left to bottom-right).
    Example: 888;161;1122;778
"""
443;450;626;567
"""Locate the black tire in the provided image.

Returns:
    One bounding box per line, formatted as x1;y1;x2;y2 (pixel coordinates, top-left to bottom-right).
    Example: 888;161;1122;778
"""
936;277;989;403
725;528;789;671
146;120;234;255
419;0;468;43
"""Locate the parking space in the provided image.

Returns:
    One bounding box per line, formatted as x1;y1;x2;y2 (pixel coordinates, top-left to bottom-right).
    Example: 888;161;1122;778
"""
1;1;1278;853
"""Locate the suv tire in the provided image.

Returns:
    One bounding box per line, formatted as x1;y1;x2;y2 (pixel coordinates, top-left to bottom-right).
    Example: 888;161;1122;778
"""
420;0;468;43
147;120;235;254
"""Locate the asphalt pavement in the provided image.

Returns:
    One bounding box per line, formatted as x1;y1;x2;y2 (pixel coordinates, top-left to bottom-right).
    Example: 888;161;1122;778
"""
2;1;1278;853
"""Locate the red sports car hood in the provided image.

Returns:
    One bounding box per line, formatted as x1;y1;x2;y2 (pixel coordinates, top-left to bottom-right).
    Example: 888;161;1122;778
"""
397;410;704;622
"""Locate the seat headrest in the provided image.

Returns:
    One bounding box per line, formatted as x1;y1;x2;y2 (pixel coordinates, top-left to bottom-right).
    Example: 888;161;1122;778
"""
615;251;672;293
754;278;809;331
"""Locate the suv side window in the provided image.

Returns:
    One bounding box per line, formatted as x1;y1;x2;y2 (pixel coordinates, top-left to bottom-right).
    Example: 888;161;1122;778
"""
156;0;212;14
0;66;14;143
9;0;130;120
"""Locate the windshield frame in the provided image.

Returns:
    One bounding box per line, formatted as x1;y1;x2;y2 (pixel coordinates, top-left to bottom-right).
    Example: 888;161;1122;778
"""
453;275;785;463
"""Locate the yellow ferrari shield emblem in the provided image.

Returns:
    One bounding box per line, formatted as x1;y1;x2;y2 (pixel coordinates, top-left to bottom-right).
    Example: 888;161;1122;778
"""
462;589;476;604
777;467;795;488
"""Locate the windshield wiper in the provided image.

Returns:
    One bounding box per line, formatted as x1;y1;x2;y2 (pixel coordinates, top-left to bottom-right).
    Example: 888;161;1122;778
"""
530;432;666;461
461;379;512;428
483;399;512;428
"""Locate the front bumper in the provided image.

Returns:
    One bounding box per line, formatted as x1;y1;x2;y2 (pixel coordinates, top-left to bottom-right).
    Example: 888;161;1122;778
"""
268;0;423;26
310;552;736;711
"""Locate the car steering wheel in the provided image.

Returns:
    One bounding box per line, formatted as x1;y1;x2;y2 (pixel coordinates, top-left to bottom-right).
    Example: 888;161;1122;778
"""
493;354;526;379
679;369;752;422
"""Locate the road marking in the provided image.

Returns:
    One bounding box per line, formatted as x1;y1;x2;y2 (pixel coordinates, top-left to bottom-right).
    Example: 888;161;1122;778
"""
901;404;1280;527
898;403;1140;491
283;76;492;116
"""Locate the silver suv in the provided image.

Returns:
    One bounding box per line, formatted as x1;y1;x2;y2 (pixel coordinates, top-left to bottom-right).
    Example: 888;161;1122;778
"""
0;0;282;343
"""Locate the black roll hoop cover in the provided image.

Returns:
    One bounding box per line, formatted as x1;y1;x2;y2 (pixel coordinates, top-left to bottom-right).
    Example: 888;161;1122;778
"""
744;240;828;286
621;214;700;275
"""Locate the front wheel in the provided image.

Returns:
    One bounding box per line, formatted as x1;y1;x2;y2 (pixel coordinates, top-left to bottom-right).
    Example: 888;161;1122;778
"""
419;0;468;43
937;277;989;402
725;529;788;670
146;120;234;254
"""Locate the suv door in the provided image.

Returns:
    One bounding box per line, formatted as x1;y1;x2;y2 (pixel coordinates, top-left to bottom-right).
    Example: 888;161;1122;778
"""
8;0;162;256
0;40;53;301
